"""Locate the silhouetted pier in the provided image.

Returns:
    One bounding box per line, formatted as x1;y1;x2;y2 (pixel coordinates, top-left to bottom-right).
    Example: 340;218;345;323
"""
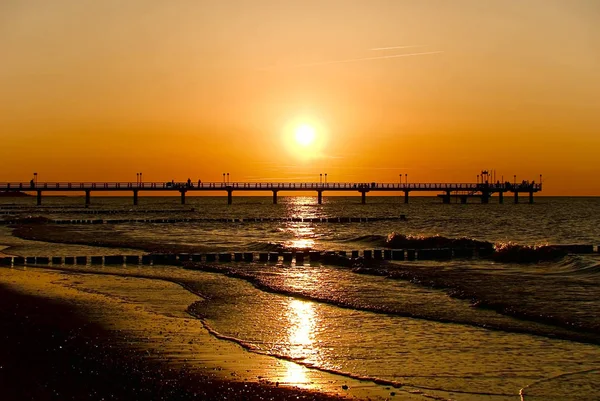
0;181;542;206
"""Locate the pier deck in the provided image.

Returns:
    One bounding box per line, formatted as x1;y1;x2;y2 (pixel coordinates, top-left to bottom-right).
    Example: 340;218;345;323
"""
0;181;542;205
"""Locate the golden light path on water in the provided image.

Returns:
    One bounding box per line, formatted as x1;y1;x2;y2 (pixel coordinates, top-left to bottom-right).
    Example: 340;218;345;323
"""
283;299;318;386
280;197;327;387
287;234;315;250
283;197;320;386
284;197;318;250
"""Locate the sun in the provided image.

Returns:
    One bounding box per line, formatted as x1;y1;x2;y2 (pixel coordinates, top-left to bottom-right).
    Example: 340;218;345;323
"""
282;117;328;161
295;124;316;147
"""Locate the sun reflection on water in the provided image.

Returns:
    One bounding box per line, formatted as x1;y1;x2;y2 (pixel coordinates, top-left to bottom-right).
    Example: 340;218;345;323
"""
287;234;315;250
282;361;313;387
280;198;324;386
285;196;320;220
283;298;317;385
288;299;315;353
284;197;319;250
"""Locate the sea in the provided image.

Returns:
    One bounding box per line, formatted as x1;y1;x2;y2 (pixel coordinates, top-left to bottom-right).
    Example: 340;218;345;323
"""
1;195;599;401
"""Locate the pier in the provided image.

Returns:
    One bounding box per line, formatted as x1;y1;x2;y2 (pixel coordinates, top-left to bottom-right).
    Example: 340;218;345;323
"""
0;181;542;206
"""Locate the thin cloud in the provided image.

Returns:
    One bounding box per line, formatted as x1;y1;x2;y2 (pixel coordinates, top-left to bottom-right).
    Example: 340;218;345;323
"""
247;176;319;182
370;45;422;51
342;166;408;171
294;51;444;68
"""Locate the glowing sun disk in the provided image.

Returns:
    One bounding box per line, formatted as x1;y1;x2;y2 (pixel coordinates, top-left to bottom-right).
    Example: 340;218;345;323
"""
295;125;316;146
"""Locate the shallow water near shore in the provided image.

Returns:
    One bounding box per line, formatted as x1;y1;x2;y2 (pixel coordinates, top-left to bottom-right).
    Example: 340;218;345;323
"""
1;196;600;400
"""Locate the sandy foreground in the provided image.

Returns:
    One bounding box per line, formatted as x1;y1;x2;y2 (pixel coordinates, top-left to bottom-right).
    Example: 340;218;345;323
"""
0;265;424;401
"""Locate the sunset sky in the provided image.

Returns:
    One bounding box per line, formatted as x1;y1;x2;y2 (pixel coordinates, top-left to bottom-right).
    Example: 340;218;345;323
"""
1;0;599;195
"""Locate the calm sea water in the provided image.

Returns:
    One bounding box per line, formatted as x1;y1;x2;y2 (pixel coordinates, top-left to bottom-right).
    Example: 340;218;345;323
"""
2;196;600;400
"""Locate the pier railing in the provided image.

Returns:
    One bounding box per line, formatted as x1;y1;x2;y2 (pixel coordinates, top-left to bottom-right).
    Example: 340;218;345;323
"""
0;182;542;191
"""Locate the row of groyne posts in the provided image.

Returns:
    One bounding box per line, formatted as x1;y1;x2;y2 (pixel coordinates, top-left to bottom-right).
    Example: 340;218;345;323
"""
0;216;408;224
0;180;542;205
2;245;598;267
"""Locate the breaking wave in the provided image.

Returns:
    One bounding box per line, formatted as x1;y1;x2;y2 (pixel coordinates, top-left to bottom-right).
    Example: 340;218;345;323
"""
492;242;567;263
385;233;493;250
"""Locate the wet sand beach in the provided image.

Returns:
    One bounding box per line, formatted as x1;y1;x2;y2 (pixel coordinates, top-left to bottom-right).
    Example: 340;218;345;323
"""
0;266;414;401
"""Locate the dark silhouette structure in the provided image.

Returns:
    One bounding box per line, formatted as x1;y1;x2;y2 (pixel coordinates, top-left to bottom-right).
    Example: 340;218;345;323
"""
0;179;542;206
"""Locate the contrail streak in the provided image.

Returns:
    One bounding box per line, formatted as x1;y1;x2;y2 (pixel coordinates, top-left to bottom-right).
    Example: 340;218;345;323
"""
296;51;444;68
370;45;422;51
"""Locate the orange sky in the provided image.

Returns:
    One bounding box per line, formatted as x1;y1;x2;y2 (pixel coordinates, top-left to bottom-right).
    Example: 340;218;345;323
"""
1;1;599;195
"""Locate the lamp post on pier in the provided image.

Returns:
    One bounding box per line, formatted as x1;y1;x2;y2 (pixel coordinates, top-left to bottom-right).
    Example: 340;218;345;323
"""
320;174;322;185
227;173;230;184
33;172;37;185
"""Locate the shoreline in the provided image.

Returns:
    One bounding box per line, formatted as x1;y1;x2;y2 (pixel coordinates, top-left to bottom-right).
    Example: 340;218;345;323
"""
0;266;411;401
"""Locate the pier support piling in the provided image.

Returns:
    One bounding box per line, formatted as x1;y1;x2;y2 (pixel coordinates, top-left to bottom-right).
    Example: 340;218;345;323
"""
443;191;451;204
499;192;504;204
404;191;409;204
317;190;323;205
272;190;278;205
85;190;91;206
133;190;138;206
529;191;534;204
227;189;233;205
360;191;366;204
481;191;490;204
180;190;186;205
36;190;42;206
514;192;519;204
